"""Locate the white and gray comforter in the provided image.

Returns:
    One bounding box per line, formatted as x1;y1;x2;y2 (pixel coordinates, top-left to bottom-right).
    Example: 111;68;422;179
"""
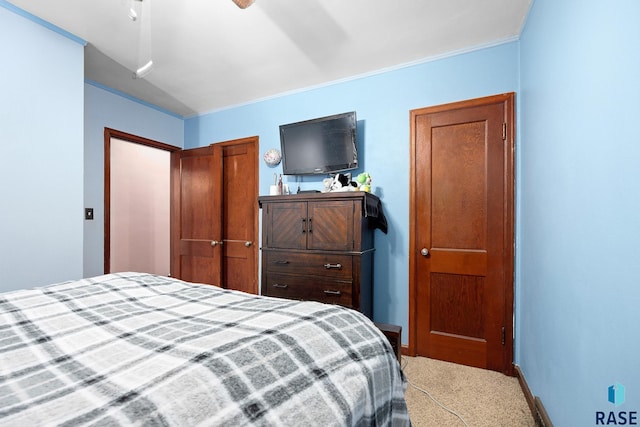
0;272;409;426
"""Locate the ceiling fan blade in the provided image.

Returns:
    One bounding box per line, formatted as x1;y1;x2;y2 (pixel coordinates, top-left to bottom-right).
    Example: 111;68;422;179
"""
132;0;153;79
232;0;255;9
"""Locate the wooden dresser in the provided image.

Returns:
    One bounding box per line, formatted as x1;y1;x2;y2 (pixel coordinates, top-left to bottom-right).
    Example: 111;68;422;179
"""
258;191;382;319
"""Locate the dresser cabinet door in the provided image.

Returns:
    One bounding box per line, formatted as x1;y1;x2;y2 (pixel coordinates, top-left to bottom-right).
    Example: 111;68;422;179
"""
264;201;307;249
307;200;356;251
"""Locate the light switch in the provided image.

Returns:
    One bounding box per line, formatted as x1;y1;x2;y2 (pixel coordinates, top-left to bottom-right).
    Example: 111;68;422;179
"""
85;208;94;220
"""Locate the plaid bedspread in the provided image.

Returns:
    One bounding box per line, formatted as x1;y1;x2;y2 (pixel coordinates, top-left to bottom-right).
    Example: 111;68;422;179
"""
0;272;409;426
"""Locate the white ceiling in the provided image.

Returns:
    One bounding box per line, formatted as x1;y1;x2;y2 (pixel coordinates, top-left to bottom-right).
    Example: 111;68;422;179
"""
9;0;531;117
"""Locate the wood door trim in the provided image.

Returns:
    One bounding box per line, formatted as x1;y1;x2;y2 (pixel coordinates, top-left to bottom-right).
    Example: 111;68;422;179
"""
210;135;259;148
104;128;180;274
408;93;515;375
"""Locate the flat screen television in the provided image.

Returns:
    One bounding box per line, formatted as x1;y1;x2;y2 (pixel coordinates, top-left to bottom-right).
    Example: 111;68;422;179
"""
279;111;358;175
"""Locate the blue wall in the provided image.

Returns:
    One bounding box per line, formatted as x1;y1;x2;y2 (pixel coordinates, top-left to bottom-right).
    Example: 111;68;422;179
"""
518;0;640;425
185;42;520;339
83;83;184;277
0;3;184;285
0;3;85;291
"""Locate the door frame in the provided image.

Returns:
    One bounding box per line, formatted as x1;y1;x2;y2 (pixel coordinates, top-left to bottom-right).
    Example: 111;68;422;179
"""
407;93;515;374
103;128;181;274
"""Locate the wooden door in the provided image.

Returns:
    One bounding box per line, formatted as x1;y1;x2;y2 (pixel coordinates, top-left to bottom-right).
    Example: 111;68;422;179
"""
409;93;515;375
171;137;259;293
171;145;224;285
220;139;258;294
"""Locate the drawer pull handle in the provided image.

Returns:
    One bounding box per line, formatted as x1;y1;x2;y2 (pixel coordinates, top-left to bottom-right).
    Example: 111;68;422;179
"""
323;263;342;270
273;283;288;289
323;290;342;296
273;260;290;265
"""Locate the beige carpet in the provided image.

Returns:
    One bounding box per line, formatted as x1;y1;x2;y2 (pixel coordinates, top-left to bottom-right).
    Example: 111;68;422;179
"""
401;356;535;426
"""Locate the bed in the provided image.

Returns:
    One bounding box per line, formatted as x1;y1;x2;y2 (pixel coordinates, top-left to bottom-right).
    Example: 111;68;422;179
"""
0;272;409;426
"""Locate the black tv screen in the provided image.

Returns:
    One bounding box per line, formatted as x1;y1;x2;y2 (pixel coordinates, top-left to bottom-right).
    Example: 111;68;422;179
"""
279;111;358;175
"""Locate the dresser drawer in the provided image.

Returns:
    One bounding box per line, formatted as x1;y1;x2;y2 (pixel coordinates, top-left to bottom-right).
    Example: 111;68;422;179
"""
263;273;353;307
263;252;353;279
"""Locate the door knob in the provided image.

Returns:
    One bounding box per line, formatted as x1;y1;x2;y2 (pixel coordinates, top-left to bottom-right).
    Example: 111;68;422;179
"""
421;248;429;256
211;240;223;246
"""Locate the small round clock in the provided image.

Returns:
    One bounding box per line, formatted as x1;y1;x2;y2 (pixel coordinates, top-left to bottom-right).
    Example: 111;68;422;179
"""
263;148;282;167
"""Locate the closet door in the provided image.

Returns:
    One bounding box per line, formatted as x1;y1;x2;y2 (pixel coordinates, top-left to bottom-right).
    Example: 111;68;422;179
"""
171;145;224;286
170;137;258;293
220;140;258;294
